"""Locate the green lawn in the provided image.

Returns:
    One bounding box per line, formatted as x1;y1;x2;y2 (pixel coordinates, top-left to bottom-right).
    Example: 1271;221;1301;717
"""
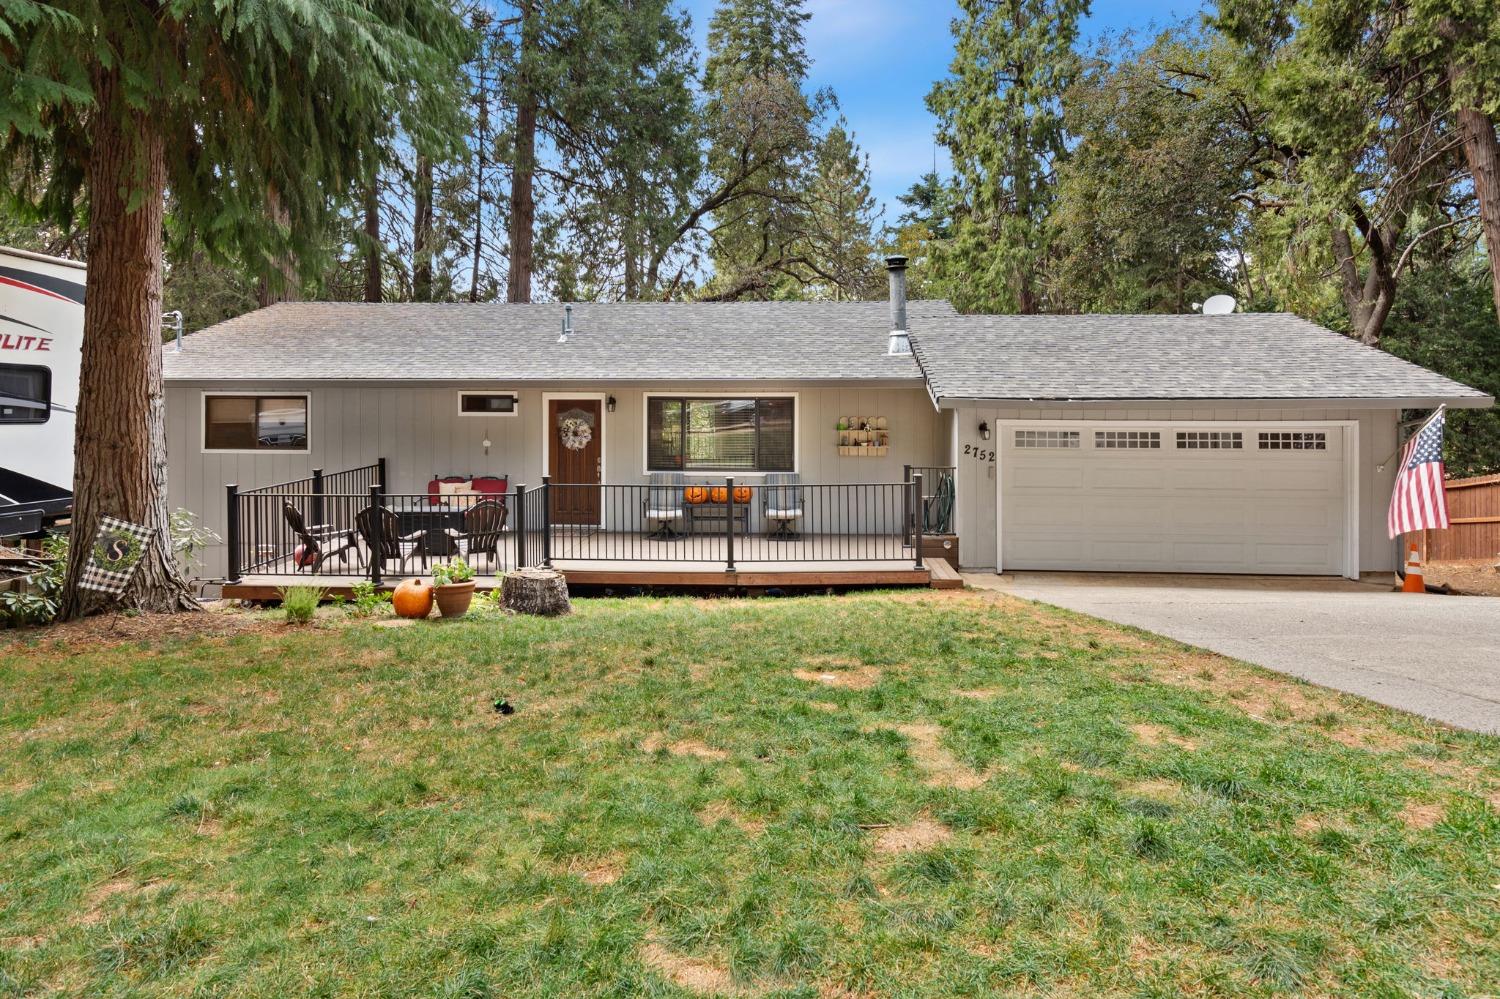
2;591;1497;997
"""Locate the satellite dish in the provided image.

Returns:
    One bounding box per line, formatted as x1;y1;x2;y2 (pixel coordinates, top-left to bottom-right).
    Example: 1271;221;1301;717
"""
1201;294;1237;315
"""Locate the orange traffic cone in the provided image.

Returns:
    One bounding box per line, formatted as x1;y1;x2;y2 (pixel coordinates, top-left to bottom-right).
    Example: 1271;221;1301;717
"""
1401;544;1425;593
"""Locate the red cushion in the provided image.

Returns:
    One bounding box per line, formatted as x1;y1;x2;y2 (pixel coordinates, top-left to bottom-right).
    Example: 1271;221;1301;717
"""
471;476;507;494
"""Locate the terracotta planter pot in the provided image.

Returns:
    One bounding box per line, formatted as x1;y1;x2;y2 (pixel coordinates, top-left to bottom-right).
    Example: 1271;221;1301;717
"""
434;580;475;618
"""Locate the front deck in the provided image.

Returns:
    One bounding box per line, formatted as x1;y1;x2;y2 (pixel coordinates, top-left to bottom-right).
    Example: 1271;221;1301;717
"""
224;462;961;597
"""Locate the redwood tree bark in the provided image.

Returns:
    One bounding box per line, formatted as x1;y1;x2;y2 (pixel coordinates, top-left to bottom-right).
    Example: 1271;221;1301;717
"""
506;1;537;304
256;185;301;307
62;63;195;617
1455;107;1500;319
413;154;434;301
363;178;382;302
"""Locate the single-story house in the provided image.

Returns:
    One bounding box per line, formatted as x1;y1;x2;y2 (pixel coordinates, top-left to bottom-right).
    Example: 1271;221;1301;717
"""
162;258;1491;590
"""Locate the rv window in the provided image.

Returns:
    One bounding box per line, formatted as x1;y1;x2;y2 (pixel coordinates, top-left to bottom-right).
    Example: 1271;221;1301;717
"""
205;395;309;451
0;364;49;424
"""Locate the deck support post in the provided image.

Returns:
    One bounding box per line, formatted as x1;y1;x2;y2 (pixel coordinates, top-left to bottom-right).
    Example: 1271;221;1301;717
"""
225;484;241;584
903;464;913;544
376;457;388;491
912;473;925;570
725;477;736;572
540;475;552;567
515;484;528;569
311;468;324;529
368;484;384;586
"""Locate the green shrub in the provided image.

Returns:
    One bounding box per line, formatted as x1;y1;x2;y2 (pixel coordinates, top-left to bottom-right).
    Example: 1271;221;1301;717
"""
432;557;474;587
277;585;324;624
0;533;67;628
347;580;390;618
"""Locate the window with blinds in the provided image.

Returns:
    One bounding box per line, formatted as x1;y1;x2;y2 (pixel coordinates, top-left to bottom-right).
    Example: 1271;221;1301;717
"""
647;397;794;471
204;394;309;451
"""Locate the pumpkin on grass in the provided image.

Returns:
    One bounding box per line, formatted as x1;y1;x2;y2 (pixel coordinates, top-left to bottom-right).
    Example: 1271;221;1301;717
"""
392;578;433;619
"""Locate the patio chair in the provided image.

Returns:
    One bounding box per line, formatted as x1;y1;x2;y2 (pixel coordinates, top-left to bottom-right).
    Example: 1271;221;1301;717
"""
356;505;429;576
762;472;803;539
443;499;508;571
282;501;359;574
643;472;686;539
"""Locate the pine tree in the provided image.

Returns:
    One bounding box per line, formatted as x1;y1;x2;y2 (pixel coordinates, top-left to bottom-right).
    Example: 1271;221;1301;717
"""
699;0;828;300
0;0;466;616
927;0;1089;313
801;121;882;300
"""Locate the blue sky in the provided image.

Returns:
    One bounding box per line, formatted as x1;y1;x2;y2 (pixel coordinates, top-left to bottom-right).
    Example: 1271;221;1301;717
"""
677;0;1211;222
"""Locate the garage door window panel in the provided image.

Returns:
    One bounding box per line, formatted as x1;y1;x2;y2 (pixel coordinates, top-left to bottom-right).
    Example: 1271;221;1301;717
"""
1095;430;1160;449
1259;431;1327;451
1014;429;1079;449
1177;431;1243;450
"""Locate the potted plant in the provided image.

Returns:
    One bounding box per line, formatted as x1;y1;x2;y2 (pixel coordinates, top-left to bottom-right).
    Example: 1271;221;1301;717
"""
431;557;476;618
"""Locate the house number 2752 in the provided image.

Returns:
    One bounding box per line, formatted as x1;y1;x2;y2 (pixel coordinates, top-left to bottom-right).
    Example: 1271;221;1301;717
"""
962;443;995;462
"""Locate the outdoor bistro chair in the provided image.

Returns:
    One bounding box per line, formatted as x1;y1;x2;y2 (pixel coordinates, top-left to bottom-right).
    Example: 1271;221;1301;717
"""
356;505;429;575
762;472;803;539
282;501;360;574
643;472;687;539
442;498;508;571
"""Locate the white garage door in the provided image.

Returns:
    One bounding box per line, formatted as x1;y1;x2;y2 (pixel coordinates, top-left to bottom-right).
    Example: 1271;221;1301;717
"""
1000;424;1350;575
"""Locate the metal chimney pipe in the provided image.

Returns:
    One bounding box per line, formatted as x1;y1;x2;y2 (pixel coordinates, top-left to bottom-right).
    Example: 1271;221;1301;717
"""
885;255;908;332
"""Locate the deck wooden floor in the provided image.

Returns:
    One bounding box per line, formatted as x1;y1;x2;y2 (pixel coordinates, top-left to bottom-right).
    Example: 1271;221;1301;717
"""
222;557;961;599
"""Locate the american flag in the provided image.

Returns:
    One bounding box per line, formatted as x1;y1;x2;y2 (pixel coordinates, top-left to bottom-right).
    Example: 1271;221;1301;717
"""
1387;408;1450;539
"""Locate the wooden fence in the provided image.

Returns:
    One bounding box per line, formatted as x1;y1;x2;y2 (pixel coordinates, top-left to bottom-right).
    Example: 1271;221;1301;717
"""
1418;473;1500;561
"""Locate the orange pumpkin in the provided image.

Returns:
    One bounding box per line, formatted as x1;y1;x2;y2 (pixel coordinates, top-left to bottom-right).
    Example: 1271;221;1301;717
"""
709;486;729;503
684;485;709;505
732;485;752;504
392;578;433;619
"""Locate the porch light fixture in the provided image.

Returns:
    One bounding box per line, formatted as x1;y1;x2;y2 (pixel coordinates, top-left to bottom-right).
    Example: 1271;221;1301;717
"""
978;420;991;441
482;436;492;455
607;395;616;413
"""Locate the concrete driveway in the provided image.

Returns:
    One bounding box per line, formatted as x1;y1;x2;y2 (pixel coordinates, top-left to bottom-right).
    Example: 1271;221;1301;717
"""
965;572;1500;734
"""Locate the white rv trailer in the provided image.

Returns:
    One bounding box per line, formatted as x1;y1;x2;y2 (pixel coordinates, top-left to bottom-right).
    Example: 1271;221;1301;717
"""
0;246;84;538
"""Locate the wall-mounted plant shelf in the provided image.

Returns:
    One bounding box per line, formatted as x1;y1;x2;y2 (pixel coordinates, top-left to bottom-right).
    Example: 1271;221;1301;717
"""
836;416;889;457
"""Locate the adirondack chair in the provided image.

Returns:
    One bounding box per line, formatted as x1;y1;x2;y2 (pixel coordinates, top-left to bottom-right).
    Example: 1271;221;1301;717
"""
643;472;686;539
356;505;429;575
282;501;359;574
762;472;803;539
442;499;508;571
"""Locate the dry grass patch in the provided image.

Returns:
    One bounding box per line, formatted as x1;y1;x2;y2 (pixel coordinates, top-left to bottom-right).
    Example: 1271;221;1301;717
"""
792;665;882;690
1399;800;1445;830
871;722;987;790
642;733;729;761
1128;723;1198;750
696;800;766;836
1122;779;1183;801
567;854;627;886
869;816;953;855
641;936;758;996
952;688;1000;700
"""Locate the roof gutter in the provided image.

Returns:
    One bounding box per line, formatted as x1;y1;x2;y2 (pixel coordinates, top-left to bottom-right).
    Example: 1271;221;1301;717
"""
932;394;1495;410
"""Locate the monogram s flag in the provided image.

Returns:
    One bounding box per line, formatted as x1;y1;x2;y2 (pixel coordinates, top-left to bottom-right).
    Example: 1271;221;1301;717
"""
1387;407;1450;539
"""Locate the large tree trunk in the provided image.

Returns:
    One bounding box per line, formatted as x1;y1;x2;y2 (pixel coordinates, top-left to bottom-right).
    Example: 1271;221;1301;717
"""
363;177;382;303
1455;107;1500;319
413;155;434;302
470;38;489;304
256;185;301;307
63;64;195;618
506;2;538;304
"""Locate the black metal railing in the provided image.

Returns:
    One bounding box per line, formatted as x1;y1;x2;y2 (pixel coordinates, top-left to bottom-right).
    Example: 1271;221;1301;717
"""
906;465;956;536
225;471;928;582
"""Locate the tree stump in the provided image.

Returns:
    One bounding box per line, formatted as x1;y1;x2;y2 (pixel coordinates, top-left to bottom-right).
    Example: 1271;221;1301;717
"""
500;567;571;616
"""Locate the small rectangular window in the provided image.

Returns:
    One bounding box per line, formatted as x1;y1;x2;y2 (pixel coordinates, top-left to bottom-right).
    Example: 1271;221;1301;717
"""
1014;429;1080;449
1176;431;1244;450
1095;430;1161;449
459;392;519;416
0;363;49;424
205;395;309;451
1258;431;1326;451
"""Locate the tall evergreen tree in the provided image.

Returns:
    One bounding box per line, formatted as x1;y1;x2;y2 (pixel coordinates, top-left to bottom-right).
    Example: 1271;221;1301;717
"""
0;0;466;616
801;121;882;300
927;0;1090;313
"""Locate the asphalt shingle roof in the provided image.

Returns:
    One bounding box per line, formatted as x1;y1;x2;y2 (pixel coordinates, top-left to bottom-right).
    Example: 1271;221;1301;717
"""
910;313;1491;405
163;301;954;382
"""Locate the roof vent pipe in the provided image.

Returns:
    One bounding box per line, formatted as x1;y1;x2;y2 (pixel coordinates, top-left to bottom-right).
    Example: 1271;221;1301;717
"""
885;255;910;355
558;303;573;343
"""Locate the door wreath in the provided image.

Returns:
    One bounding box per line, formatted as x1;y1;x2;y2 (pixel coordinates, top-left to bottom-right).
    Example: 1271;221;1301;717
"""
559;416;593;451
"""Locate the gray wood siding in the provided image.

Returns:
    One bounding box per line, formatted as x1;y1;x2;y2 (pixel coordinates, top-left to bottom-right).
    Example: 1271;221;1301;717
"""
167;381;946;580
949;406;1400;573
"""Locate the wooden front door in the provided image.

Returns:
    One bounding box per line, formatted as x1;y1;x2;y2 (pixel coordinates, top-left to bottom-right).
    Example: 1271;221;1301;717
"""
548;398;602;525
